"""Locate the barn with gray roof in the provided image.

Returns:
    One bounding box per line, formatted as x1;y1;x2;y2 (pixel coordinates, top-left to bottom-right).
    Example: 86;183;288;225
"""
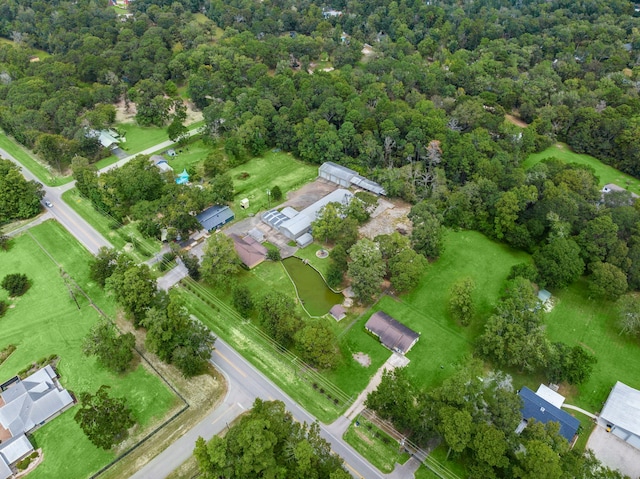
319;162;386;195
196;205;234;232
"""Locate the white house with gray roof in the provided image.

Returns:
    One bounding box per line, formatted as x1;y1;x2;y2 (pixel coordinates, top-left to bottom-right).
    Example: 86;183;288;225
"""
0;365;74;478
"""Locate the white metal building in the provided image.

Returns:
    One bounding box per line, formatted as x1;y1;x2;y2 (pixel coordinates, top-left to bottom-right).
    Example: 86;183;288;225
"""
318;162;386;195
600;381;640;449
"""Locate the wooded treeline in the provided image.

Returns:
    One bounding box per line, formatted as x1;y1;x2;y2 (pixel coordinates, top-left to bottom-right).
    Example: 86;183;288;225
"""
1;0;640;174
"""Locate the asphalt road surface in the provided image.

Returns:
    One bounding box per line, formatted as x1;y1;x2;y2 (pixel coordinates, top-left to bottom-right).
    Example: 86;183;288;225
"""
131;338;386;479
2;132;400;479
0;145;113;254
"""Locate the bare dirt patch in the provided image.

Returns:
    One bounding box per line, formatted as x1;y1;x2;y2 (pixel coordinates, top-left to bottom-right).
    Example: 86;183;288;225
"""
114;99;203;126
359;199;412;240
354;427;375;445
362;44;374;56
278;178;337;211
353;352;371;367
505;113;528;128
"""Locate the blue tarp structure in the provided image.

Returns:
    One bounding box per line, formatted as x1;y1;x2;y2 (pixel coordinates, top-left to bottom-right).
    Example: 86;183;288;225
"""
176;169;190;185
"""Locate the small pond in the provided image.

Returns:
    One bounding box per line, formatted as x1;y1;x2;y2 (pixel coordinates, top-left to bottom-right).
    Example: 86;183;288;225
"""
282;257;343;317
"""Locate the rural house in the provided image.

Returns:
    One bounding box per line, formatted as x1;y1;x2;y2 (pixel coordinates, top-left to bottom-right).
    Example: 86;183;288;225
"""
196;205;234;232
365;311;420;355
0;366;74;478
228;234;268;269
517;386;579;443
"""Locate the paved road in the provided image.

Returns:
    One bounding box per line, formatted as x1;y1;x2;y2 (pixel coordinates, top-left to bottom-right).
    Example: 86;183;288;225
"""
0;144;113;254
132;338;387;479
2;130;408;479
96;127;201;175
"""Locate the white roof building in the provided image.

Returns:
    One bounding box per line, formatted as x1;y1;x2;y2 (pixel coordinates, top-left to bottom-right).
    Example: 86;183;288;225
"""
262;189;353;241
535;384;565;409
319;162;386;195
0;365;74;475
600;381;640;449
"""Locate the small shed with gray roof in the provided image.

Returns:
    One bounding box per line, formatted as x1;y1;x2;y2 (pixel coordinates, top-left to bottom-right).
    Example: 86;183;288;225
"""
365;311;420;355
600;381;640;449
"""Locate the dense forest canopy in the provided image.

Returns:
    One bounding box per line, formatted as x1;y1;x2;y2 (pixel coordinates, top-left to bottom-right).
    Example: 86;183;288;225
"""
3;0;640;294
1;0;640;173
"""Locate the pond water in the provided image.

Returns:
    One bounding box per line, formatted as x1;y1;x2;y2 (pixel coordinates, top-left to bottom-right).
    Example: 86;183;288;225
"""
282;257;343;317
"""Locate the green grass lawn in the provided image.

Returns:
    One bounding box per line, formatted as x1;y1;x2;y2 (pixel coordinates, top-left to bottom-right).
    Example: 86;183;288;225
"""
414;444;469;479
535;279;640;412
0;37;50;59
113;123;170;154
176;281;346;423
295;242;332;278
228;151;318;220
0;133;72;186
328;313;392;395
343;418;410;473
395;230;528;387
523;143;640;194
163;138;212;173
62;188;160;261
0;221;177;479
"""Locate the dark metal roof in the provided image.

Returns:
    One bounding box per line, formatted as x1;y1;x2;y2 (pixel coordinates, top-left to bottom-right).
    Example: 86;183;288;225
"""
365;311;419;354
519;387;580;442
196;205;234;231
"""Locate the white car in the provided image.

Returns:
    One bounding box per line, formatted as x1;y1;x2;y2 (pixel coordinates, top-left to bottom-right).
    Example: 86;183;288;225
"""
44;200;53;208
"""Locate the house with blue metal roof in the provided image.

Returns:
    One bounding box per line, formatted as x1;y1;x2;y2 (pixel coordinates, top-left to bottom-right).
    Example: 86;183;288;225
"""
196;205;234;232
518;386;580;442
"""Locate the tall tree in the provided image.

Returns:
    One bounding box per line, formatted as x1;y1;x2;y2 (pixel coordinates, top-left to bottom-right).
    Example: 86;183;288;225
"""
194;399;348;479
0;159;44;223
200;234;240;286
144;295;215;377
533;238;585;289
347;239;385;304
74;385;136;450
106;263;157;327
448;277;476;326
409;201;446;259
294;320;341;370
82;320;135;374
257;291;301;347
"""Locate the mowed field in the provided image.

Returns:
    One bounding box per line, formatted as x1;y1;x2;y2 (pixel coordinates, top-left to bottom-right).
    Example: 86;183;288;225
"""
228;151;318;220
0;221;177;479
540;280;640;412
381;230;528;388
523;143;640;194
